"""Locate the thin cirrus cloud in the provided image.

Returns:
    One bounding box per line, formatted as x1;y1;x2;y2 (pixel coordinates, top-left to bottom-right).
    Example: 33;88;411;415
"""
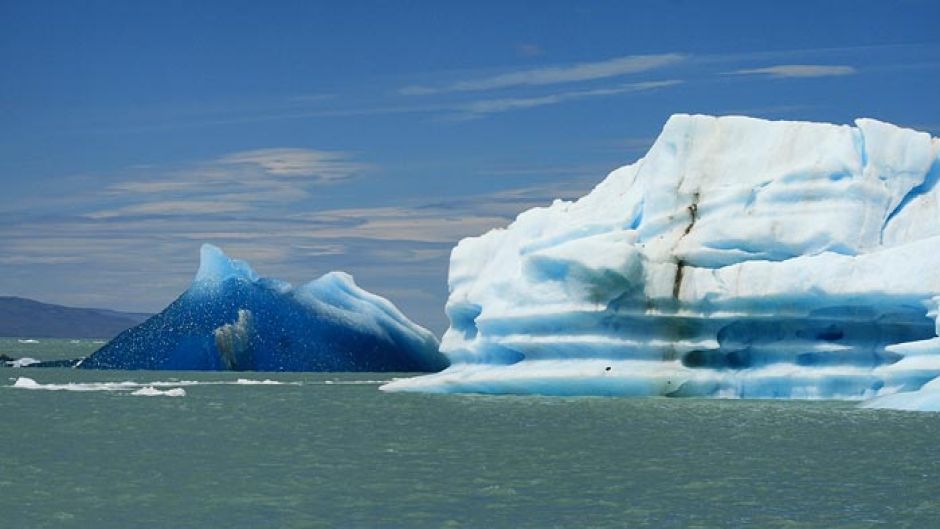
516;43;543;57
2;179;590;289
86;200;253;220
1;175;600;326
400;53;685;95
728;64;857;78
448;80;683;120
218;147;367;181
86;147;368;219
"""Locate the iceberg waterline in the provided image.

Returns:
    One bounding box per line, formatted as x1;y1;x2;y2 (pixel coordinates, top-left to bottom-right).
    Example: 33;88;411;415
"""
79;244;448;372
382;114;940;410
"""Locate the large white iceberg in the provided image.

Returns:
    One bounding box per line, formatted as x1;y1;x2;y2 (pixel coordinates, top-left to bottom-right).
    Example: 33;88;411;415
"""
383;114;940;410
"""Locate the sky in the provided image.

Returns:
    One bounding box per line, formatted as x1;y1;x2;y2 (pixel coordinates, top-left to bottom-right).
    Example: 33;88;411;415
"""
1;0;939;333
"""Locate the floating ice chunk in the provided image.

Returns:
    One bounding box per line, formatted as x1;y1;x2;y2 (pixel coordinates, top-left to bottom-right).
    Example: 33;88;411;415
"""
8;357;39;368
80;244;447;372
861;377;940;412
384;114;940;400
12;377;140;391
13;377;40;388
9;377;299;392
131;386;186;397
233;378;283;385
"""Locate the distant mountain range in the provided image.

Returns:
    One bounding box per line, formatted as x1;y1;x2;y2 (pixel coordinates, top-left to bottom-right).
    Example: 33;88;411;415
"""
0;296;151;339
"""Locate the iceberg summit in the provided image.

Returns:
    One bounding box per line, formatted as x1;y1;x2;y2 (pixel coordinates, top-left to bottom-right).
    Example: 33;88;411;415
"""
80;244;447;372
383;114;940;408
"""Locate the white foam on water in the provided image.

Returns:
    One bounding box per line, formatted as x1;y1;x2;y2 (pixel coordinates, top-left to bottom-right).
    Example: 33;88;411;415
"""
318;379;390;385
131;386;186;397
17;339;39;344
12;377;142;391
8;375;389;392
9;377;303;392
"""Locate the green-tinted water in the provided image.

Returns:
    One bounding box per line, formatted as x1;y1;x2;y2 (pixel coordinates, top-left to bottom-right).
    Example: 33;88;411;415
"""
2;341;939;528
0;337;104;362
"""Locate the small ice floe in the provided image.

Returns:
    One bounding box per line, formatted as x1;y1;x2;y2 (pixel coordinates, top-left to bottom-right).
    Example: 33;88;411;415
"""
322;379;391;385
13;377;41;388
9;376;300;393
8;357;40;368
234;378;283;385
130;386;186;397
12;377;139;391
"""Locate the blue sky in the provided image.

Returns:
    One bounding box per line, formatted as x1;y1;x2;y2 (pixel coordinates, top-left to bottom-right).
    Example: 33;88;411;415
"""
1;0;938;332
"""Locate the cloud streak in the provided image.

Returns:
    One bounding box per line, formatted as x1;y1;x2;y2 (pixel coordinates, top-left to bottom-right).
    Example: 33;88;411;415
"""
86;148;367;219
400;53;684;95
447;80;682;120
728;64;857;78
218;148;366;181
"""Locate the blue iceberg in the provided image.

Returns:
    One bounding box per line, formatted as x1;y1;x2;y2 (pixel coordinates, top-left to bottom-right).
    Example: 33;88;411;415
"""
383;114;940;410
80;244;447;372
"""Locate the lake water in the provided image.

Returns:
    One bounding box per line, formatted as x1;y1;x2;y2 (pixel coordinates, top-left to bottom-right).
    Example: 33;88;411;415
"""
0;336;105;362
2;339;939;528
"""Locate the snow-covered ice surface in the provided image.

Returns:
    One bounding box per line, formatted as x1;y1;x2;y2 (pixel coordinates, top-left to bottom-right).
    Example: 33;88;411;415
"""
383;114;940;410
80;244;447;372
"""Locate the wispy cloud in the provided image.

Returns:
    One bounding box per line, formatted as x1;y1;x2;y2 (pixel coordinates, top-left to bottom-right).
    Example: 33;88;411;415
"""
9;178;595;266
1;173;603;329
447;80;682;120
0;255;86;265
400;53;684;95
85;148;368;219
86;200;253;220
286;93;336;103
516;43;543;57
67;44;938;135
728;64;857;78
219;148;366;181
108;181;201;194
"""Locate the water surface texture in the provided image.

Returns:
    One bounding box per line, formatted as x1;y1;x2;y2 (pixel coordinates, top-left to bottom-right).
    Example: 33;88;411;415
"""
0;337;103;361
3;365;939;529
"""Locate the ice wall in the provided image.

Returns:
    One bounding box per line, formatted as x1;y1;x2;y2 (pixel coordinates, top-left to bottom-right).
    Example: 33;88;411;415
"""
81;245;447;372
383;114;940;404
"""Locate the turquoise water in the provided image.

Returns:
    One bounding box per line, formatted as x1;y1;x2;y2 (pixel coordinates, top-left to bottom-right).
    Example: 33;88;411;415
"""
3;341;940;528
